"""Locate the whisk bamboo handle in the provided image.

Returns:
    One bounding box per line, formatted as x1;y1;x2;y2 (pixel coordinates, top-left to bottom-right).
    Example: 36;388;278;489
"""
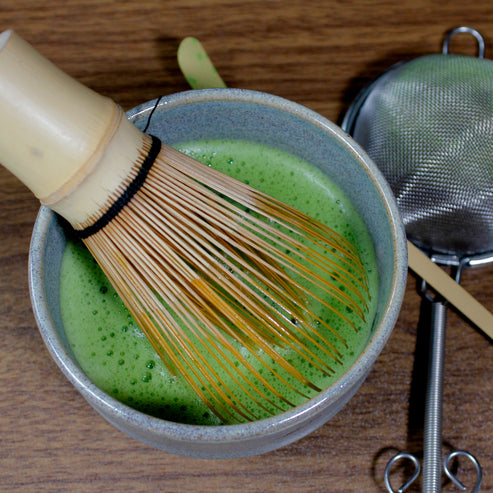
408;241;493;340
0;29;145;226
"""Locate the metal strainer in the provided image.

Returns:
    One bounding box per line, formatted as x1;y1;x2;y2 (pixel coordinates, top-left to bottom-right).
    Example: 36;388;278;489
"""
344;27;493;260
343;26;491;492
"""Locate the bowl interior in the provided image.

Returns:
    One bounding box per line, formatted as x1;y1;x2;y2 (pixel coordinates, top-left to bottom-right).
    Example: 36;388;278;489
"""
29;88;407;456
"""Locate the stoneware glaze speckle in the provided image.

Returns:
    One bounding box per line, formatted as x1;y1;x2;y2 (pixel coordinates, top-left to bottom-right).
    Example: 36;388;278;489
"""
29;89;407;459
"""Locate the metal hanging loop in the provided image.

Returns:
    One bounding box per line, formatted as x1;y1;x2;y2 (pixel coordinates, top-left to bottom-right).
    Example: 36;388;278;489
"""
384;453;421;493
443;450;483;493
442;26;486;58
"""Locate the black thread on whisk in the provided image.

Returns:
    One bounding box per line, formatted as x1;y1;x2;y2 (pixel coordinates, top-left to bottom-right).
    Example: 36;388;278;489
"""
143;95;163;133
73;134;162;239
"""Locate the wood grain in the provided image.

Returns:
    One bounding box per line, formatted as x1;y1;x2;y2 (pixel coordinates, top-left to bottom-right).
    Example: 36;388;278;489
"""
0;1;491;492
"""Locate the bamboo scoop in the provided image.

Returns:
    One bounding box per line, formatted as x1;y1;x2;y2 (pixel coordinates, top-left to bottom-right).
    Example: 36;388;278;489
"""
177;37;227;89
177;37;493;340
0;30;372;423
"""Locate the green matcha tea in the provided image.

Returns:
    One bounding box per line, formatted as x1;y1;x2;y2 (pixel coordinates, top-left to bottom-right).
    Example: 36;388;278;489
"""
60;139;379;425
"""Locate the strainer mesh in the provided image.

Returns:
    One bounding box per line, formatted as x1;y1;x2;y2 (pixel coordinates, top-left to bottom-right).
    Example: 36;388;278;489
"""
352;54;493;256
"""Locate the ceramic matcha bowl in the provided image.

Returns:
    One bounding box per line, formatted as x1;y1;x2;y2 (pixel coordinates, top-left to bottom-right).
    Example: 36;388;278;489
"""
29;88;407;459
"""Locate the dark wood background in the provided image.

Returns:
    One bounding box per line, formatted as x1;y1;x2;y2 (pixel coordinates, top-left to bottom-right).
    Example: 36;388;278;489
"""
0;1;491;492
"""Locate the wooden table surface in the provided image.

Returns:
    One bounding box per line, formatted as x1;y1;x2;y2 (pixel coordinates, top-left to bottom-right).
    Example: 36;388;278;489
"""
0;1;492;492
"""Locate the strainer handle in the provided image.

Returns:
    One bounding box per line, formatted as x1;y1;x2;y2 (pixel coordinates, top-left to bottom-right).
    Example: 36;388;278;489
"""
442;26;485;58
422;300;447;493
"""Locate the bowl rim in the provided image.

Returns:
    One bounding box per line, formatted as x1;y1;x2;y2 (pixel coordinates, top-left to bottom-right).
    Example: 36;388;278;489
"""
29;87;407;443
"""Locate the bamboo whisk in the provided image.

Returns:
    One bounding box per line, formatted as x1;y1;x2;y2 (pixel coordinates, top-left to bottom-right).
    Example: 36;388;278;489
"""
0;30;370;422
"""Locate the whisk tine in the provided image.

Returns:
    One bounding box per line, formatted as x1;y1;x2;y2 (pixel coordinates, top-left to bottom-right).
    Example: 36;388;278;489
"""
136;163;356;353
114;210;333;393
163;147;365;269
88;209;320;410
155;150;369;302
87;231;257;421
147;156;368;324
88;230;312;422
79;139;372;422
